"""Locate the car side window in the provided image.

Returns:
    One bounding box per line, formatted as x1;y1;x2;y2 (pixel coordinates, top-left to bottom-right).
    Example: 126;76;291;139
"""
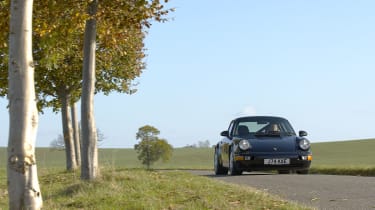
227;121;234;138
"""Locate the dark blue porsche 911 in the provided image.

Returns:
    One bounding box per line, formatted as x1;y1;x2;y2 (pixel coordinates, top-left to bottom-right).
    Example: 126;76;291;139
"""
214;116;312;175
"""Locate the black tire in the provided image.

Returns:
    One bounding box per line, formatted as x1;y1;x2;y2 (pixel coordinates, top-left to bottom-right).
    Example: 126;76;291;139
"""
214;148;228;175
228;148;242;176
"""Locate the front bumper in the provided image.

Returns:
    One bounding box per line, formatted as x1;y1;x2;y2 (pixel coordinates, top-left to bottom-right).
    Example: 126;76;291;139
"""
234;153;312;172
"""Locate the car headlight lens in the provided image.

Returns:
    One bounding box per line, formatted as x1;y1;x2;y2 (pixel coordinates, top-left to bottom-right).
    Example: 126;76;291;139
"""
239;140;251;150
299;139;310;150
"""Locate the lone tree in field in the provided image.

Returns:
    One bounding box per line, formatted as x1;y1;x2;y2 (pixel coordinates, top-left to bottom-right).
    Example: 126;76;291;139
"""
134;125;173;169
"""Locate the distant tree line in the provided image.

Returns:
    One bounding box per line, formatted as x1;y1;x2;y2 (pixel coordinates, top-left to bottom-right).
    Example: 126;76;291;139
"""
185;140;211;148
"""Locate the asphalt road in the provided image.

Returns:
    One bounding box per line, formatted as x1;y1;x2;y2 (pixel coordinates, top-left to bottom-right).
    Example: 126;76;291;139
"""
190;170;375;210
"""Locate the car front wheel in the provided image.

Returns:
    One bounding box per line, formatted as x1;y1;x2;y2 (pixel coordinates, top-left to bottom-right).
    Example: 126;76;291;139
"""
214;148;228;175
228;149;242;176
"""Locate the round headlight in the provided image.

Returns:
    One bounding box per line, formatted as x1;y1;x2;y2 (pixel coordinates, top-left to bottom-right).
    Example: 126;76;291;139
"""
239;140;251;150
299;139;310;150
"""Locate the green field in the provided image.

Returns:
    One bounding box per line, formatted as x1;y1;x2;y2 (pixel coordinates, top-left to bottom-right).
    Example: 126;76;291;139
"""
0;147;214;169
1;139;374;209
311;139;375;167
308;139;375;176
1;138;375;170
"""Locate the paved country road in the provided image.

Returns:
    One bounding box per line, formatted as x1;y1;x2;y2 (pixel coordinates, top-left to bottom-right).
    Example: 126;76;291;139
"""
190;170;375;210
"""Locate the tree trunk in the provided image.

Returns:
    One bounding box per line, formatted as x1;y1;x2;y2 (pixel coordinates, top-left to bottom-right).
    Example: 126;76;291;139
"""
71;102;81;166
81;0;99;180
7;0;43;209
60;91;77;171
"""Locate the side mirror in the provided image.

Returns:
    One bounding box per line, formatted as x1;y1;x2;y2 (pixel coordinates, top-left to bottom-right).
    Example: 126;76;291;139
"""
299;130;308;137
220;131;229;137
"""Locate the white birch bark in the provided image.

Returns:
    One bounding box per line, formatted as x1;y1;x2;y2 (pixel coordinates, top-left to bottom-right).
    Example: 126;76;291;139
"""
7;0;42;209
71;102;81;166
81;0;99;180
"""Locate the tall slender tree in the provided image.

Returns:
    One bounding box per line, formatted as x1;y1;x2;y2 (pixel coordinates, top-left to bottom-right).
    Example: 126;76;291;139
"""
7;0;42;209
71;102;81;165
60;92;77;170
1;0;87;171
80;0;173;180
81;0;99;180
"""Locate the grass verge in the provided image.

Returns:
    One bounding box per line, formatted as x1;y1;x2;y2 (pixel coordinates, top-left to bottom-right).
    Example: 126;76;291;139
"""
0;168;311;210
310;166;375;176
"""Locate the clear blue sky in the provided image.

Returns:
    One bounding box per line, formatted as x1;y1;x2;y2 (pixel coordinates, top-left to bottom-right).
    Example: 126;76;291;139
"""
1;0;375;148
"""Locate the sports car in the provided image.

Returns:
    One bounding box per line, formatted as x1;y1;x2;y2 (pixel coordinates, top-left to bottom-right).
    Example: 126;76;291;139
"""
214;116;312;175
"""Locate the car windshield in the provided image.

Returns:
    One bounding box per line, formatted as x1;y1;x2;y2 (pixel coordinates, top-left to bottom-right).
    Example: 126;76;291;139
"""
234;117;296;138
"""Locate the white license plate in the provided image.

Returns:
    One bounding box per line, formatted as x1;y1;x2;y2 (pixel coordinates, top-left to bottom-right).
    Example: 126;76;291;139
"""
264;158;290;165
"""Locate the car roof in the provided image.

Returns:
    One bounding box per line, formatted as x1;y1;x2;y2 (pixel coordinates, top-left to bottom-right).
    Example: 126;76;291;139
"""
233;116;288;121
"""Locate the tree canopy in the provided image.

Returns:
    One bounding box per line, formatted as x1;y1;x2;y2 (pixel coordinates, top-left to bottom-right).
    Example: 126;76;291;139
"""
1;0;174;175
0;0;174;111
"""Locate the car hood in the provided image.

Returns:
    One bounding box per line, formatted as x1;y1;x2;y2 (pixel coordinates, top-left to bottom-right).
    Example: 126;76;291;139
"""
248;136;296;153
